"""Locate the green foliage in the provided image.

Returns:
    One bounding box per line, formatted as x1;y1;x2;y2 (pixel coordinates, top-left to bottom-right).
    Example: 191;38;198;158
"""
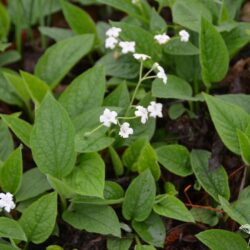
19;192;57;244
122;170;156;222
63;204;121;237
204;94;250;154
35;35;94;88
0;146;22;194
30;94;76;178
153;194;194;223
190;150;230;202
196;229;249;250
200;18;229;87
156;145;192;176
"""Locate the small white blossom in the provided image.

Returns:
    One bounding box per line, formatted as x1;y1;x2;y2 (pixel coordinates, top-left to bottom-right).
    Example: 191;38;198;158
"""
119;122;133;138
100;108;118;127
106;27;122;38
154;33;170;45
0;192;15;213
240;224;250;234
153;63;167;84
105;36;118;49
147;101;163;118
133;53;151;61
179;30;190;42
119;41;136;54
135;106;148;124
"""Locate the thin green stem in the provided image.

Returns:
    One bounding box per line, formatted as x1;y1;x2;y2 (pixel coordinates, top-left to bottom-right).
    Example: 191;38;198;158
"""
126;61;144;114
84;124;103;137
118;116;137;120
60;194;67;212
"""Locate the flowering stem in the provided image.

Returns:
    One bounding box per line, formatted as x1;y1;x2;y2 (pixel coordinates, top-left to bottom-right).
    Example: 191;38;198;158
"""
126;61;144;114
118;116;137;120
84;124;104;137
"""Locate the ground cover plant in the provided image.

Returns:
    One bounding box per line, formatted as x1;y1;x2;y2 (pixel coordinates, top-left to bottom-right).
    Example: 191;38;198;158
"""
0;0;250;249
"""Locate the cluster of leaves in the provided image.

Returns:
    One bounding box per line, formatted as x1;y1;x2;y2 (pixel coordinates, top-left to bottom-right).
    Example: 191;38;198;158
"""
0;0;250;249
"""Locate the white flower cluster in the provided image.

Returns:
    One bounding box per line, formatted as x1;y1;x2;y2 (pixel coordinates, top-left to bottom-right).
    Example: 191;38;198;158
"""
105;27;135;54
0;192;15;213
154;30;190;45
99;102;163;138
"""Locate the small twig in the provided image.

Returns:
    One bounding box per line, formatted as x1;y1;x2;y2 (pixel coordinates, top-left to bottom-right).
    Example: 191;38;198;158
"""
184;184;193;205
185;203;224;214
229;164;245;179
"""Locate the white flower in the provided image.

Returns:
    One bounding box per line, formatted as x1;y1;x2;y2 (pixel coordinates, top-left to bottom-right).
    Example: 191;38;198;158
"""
153;63;167;84
106;27;122;38
179;30;190;42
133;53;151;61
105;36;118;49
240;224;250;234
0;192;15;213
119;41;136;54
147;101;163;118
100;108;118;127
135;106;148;124
119;122;133;138
154;33;170;45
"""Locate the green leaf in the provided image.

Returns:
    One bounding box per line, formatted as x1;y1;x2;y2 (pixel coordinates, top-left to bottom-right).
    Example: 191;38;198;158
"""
164;38;199;55
103;83;130;109
152;75;197;101
107;238;132;250
97;0;143;22
72;181;124;205
0;120;13;161
47;175;75;199
218;94;250;114
19;192;57;244
204;94;250;154
122;138;161;180
59;65;105;119
168;103;186;120
132;213;166;247
0;3;10;40
237;130;250;165
196;229;249;250
150;8;166;32
219;195;250;225
190;150;230;202
0;69;22;106
35;34;94;88
112;22;161;61
16;168;51;202
63;204;121;237
4;72;30;105
200;18;229;86
61;0;96;37
64;153;105;198
108;146;124;176
191;208;219;226
39;27;73;42
0;243;21;250
135;246;156;250
1;114;32;147
75;135;114;153
0;146;22;194
21;71;50;106
122;170;156;222
222;23;250;57
0;50;21;67
97;53;139;80
0;217;26;241
30;94;76;178
153;194;194;223
172;0;212;32
156;145;192;177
